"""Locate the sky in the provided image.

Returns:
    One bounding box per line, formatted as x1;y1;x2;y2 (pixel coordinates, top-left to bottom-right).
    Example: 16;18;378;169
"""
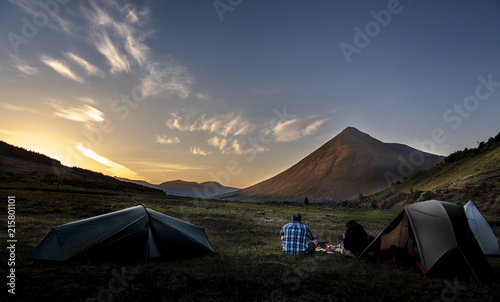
1;0;500;188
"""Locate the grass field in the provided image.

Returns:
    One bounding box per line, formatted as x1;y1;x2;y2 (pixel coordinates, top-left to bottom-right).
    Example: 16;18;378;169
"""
2;189;500;302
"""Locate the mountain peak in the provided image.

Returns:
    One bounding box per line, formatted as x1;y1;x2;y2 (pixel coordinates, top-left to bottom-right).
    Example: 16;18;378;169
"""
337;126;371;139
341;126;361;133
218;128;444;202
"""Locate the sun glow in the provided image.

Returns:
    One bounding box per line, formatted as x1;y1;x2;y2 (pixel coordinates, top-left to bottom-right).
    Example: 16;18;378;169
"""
75;143;143;180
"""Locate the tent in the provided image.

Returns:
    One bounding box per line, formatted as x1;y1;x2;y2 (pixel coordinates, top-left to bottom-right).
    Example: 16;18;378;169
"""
464;200;500;255
359;200;492;282
28;204;214;262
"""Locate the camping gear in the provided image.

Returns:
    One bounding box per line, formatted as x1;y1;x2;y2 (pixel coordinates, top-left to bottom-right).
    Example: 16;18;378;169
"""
464;200;500;255
28;204;214;262
359;200;492;283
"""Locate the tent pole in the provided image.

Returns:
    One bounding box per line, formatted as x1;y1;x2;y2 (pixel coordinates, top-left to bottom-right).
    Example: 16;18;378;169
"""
457;245;482;287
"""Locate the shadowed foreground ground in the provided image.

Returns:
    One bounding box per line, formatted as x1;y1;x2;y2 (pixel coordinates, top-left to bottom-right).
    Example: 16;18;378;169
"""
2;190;500;301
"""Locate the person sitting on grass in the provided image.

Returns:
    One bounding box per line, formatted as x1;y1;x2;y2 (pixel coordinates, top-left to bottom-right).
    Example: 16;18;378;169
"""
280;213;318;255
333;219;372;258
343;219;369;257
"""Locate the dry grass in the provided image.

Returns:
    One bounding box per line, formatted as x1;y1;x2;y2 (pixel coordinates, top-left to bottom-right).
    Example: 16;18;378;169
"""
1;188;499;301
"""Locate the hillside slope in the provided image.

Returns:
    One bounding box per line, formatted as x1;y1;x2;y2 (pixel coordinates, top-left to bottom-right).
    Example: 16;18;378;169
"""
372;133;500;213
0;141;164;195
219;127;443;202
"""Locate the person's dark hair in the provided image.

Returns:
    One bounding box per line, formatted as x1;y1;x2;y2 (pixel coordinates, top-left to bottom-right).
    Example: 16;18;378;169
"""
346;220;357;228
293;213;302;222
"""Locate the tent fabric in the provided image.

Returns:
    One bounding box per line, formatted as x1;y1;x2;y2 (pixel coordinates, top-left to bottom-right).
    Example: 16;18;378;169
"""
28;205;214;262
380;212;409;250
359;200;492;282
406;200;458;274
464;200;500;255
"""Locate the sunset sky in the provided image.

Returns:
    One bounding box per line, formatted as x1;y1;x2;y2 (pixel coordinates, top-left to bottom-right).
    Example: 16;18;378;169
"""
1;0;500;188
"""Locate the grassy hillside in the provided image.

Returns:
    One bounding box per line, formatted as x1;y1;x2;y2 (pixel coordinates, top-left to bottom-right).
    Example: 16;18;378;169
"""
371;134;500;213
0;141;164;196
1;189;499;301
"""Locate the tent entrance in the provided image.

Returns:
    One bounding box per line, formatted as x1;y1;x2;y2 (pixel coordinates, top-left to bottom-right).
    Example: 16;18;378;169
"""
380;212;409;250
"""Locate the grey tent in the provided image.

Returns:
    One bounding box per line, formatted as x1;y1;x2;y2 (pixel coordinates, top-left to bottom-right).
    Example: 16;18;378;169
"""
28;205;214;262
359;200;492;282
464;200;500;255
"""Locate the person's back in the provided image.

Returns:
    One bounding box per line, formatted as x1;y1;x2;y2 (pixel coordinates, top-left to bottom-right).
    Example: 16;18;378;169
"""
280;213;317;255
344;220;368;256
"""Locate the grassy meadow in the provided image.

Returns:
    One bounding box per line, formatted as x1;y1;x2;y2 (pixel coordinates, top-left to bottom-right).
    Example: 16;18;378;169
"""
2;189;500;302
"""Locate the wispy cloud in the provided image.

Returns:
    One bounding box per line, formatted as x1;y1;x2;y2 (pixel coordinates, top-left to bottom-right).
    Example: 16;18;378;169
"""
15;64;39;76
0;103;38;114
65;52;104;77
156;135;180;144
167;111;273;155
7;0;75;35
133;161;206;173
76;97;97;105
166;112;255;137
40;55;84;83
0;129;18;136
207;136;267;155
93;32;130;74
272;115;331;142
49;100;104;124
141;60;193;98
12;1;194;98
76;143;142;179
208;136;229;154
190;146;208;156
80;1;193;97
167;111;329;154
195;92;212;101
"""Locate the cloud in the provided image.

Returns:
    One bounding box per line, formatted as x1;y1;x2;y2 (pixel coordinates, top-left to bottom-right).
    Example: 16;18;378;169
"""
76;97;97;105
207;136;267;155
12;1;194;98
166;112;255;137
208;136;229;154
49;100;104;124
0;103;38;114
0;129;17;136
132;161;206;173
156;135;180;144
65;52;104;77
40;55;84;83
80;1;193;97
195;92;212;101
15;64;39;76
166;111;330;154
125;7;139;23
76;143;142;179
93;32;131;74
167;111;272;155
8;0;75;35
141;60;193;98
190;146;208;156
272;115;331;142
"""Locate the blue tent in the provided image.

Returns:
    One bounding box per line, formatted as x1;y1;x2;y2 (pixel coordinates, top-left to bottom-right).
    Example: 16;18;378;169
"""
28;205;214;262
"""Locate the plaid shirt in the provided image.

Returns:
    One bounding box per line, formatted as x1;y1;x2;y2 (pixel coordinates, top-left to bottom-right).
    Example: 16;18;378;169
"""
280;221;316;255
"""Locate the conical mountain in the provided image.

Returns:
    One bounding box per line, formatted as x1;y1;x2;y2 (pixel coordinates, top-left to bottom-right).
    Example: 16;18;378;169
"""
219;127;444;202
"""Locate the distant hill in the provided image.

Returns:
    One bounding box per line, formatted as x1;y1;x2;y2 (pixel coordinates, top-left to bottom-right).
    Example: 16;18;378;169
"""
371;131;500;213
117;178;238;199
218;127;444;202
0;140;164;195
